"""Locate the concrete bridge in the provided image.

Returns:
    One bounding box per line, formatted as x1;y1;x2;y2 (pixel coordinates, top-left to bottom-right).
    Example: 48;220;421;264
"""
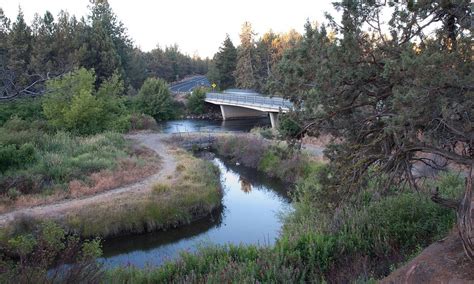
205;90;293;128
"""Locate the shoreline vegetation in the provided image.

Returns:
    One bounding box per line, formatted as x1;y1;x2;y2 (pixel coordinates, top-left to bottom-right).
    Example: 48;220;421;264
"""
62;148;222;238
104;133;464;283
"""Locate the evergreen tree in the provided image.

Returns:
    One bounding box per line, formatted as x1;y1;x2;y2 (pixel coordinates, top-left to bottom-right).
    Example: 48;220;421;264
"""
0;8;10;64
210;35;237;90
7;7;32;86
234;22;259;90
30;11;56;74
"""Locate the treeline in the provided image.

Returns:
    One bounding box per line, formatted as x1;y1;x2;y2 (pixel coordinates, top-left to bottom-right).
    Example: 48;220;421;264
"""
0;1;208;100
208;23;302;93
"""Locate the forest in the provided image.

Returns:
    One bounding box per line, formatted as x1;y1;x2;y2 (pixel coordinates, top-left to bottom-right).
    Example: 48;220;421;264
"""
0;2;208;100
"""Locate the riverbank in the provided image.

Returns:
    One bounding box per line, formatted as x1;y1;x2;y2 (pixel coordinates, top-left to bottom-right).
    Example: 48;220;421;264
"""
103;132;466;282
0;133;222;239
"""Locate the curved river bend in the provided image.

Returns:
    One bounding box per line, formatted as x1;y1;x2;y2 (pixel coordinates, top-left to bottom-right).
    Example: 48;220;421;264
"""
101;119;291;268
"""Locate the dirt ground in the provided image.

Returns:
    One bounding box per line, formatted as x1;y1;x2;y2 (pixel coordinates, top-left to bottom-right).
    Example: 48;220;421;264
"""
381;230;473;283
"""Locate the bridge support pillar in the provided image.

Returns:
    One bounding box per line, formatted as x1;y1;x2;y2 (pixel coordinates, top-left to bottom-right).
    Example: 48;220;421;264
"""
269;112;279;129
219;105;267;120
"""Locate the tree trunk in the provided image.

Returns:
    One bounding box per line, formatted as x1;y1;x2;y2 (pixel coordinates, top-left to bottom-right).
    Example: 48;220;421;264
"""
431;169;473;260
457;172;473;260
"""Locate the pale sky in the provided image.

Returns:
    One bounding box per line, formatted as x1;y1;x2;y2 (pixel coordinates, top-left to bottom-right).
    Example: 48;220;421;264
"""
0;0;336;58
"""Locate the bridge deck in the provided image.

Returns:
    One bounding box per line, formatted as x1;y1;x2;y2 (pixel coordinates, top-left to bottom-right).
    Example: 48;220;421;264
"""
205;93;292;112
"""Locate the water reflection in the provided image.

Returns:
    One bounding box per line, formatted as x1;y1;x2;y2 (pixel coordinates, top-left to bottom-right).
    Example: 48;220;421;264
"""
239;177;252;194
100;156;292;268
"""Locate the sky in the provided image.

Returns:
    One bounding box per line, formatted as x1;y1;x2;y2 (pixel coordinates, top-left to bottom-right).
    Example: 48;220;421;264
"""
0;0;336;58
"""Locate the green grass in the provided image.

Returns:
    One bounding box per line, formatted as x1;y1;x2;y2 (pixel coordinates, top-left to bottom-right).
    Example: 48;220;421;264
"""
0;119;131;196
61;150;222;238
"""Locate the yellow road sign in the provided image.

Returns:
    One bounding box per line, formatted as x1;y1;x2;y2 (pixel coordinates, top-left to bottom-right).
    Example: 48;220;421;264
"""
212;83;217;89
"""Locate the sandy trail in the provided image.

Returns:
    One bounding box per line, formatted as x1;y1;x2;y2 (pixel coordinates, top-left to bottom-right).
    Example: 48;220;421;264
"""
0;132;176;227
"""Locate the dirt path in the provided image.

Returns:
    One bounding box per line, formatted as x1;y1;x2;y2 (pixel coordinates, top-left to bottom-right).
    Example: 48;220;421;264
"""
0;132;177;227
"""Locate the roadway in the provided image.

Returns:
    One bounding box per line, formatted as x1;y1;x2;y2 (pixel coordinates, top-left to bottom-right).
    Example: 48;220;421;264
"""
169;75;210;93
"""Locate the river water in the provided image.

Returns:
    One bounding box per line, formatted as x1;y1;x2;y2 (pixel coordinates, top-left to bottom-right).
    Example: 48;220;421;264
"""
157;118;271;133
100;119;291;268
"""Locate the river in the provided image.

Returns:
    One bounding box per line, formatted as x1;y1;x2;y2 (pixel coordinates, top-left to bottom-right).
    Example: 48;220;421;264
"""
157;118;271;133
100;119;291;268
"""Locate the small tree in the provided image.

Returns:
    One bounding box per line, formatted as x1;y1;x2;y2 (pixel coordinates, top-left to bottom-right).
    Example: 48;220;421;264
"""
187;87;206;115
42;68;129;134
136;77;174;121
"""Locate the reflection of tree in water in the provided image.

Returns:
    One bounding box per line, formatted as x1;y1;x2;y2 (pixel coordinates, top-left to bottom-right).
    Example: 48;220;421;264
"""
239;176;252;194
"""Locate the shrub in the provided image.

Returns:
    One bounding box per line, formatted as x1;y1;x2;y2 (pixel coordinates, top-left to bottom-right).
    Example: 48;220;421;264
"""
278;114;301;138
42;68;129;135
186;87;207;114
136;78;175;121
251;126;275;139
0;143;36;173
129;113;157;130
0;221;103;283
0;98;44;126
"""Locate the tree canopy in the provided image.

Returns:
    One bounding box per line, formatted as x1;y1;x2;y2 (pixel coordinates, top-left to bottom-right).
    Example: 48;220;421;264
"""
273;0;472;257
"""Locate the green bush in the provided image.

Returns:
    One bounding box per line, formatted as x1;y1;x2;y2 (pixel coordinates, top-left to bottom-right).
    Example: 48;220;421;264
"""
278;114;302;138
42;68;130;135
0;143;36;173
129;113;157;130
0;124;133;195
0;98;44;126
186;87;207;114
136;78;175;121
0;221;103;283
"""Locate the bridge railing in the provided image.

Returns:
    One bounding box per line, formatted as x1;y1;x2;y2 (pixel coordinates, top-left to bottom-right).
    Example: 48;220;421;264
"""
206;92;293;111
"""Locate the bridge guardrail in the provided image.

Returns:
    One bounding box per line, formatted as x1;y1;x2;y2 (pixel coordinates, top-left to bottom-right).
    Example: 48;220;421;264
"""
206;93;293;111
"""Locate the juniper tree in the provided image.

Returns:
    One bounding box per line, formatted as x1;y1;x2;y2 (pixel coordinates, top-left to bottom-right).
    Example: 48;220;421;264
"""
278;0;473;257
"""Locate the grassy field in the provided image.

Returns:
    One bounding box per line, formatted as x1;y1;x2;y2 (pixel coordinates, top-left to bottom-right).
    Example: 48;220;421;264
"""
57;149;222;238
0;117;159;213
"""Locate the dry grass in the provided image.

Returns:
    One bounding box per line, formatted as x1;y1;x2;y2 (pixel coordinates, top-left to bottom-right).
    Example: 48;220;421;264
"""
60;149;221;238
0;145;160;214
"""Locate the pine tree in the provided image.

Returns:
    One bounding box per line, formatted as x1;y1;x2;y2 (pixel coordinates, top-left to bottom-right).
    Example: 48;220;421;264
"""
7;7;32;86
30;11;56;75
234;22;259;90
209;34;237;90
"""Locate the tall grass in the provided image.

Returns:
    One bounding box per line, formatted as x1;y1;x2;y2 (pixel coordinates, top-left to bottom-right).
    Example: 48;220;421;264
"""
213;134;314;183
61;150;222;238
0;117;157;211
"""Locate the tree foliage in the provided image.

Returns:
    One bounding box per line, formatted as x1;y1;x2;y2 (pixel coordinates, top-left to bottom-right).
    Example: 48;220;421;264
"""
42;68;129;134
274;1;472;254
187;87;207;115
208;35;237;90
0;3;208;100
234;22;260;90
136;77;175;121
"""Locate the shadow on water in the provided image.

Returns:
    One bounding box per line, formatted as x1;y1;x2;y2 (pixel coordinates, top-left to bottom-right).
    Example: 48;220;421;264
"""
101;206;224;258
100;155;293;268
